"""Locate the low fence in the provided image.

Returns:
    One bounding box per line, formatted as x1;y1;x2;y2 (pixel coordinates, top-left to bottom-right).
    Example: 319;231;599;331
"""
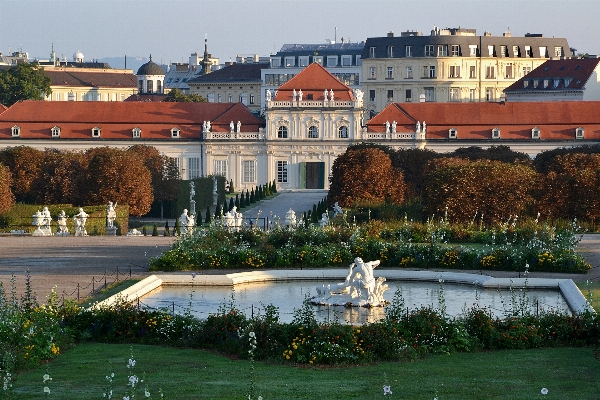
57;265;134;305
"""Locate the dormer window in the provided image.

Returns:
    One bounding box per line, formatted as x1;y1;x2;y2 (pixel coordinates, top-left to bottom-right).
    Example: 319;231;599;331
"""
532;127;540;139
51;126;60;138
11;125;20;137
92;127;101;137
492;128;500;139
171;128;181;138
523;80;529;88
132;127;141;138
576;127;584;139
449;128;457;139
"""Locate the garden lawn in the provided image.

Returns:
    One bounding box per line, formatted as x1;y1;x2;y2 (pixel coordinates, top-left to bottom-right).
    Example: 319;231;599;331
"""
9;344;600;399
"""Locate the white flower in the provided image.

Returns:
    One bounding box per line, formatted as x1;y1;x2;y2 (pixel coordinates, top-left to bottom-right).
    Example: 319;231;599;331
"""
127;358;136;368
249;331;256;338
383;385;392;395
43;374;52;383
43;386;50;394
128;375;139;387
123;396;130;400
541;387;548;395
145;389;151;397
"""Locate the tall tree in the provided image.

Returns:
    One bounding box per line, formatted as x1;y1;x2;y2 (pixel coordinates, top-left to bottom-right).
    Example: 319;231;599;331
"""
83;147;153;216
329;147;406;207
0;62;52;107
0;164;15;214
32;149;87;205
164;88;207;102
0;146;44;203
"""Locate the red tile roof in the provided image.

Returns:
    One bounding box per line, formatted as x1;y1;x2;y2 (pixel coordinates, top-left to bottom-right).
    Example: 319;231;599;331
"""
45;70;137;88
505;58;600;92
367;101;600;140
0;104;7;114
0;100;264;140
275;63;354;101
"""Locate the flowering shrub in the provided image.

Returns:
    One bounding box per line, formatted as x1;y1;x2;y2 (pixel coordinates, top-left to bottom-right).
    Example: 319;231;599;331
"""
150;219;590;273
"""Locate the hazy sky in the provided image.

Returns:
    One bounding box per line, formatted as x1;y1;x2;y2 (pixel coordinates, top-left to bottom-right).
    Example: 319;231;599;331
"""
1;0;598;65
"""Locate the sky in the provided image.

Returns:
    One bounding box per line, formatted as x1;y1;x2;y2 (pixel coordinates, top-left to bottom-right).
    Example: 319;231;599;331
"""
1;0;599;67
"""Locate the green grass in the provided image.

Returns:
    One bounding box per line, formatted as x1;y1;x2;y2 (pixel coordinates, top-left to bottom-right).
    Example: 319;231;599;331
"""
79;279;141;308
8;344;600;399
575;280;600;313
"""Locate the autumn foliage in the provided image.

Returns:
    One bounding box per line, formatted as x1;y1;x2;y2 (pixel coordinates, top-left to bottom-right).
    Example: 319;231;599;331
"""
329;147;406;207
0;163;15;214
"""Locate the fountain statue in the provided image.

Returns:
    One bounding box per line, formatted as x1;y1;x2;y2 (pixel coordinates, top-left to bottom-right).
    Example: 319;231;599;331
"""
313;257;389;307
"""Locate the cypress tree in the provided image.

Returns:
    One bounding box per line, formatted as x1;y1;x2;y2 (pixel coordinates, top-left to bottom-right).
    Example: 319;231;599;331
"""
312;204;319;223
214;201;221;219
152;224;159;236
142;226;147;236
259;185;264;199
235;194;240;210
205;206;211;223
174;218;180;236
265;183;270;197
164;220;170;236
229;179;234;194
250;188;256;203
228;197;234;212
272;180;277;193
245;190;250;207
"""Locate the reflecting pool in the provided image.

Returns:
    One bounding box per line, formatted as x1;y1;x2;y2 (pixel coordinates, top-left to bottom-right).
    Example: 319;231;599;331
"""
139;280;570;325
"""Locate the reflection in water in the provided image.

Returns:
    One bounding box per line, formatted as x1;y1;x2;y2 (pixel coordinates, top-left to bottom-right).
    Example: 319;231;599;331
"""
139;280;570;325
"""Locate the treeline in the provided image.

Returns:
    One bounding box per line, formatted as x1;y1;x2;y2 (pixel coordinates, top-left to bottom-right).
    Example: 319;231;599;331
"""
329;144;600;224
0;145;180;216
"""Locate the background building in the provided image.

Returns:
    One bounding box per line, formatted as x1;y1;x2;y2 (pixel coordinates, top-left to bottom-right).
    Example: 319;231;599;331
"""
361;28;571;117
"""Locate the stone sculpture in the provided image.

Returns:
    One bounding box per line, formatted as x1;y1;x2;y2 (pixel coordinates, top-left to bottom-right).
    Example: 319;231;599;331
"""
106;201;117;228
332;202;344;217
298;89;303;102
73;208;89;237
32;207;53;236
237;121;241;133
313;257;389;307
57;210;69;236
391;121;397;133
284;208;297;228
329;89;334;101
266;89;272;101
179;209;195;235
319;212;329;227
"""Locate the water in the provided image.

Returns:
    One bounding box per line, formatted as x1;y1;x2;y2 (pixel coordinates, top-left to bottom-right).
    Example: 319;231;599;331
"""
139;280;571;325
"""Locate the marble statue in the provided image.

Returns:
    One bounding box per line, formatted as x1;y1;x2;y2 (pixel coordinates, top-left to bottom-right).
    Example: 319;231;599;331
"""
179;209;195;235
230;121;235;132
319;212;329;228
206;120;211;131
391;121;397;133
223;206;243;231
106;201;117;228
284;208;297;228
353;88;363;102
73;208;89;237
385;121;390;133
266;89;272;101
416;121;421;133
333;202;344;217
313;257;389;307
329;89;334;101
237;121;241;133
212;177;217;194
298;89;303;102
190;181;195;201
57;210;69;236
33;207;53;236
202;121;207;132
324;89;329;100
422;120;427;133
292;89;297;101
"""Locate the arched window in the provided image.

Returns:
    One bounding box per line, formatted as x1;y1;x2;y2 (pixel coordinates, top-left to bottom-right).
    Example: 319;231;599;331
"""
576;126;584;139
277;126;288;138
207;93;214;103
132;127;141;138
51;126;61;138
531;127;540;139
11;125;20;137
171;127;181;138
147;80;153;93
157;80;162;94
338;126;349;138
492;128;500;139
308;126;319;138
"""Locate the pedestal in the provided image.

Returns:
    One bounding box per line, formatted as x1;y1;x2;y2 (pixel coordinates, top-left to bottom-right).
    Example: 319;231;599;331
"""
190;200;196;217
106;226;117;236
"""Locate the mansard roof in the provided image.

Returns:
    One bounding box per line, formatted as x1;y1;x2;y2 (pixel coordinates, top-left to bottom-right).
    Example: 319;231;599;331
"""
275;63;354;101
45;69;137;88
0;101;263;140
505;58;600;92
187;62;267;84
367;101;600;140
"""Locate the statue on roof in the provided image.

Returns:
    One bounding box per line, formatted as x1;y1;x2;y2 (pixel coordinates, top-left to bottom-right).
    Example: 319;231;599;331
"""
237;121;241;133
416;121;421;133
391;121;397;133
298;89;303;102
292;89;297;101
266;89;272;102
353;88;363;103
230;121;235;132
329;89;334;101
385;121;390;133
324;89;329;101
422;121;427;133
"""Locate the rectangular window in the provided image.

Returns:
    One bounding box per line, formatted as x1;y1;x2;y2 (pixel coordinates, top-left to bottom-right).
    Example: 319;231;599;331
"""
298;56;309;67
449;65;461;78
327;56;338;66
271;58;281;67
469;65;476;78
341;55;352;66
355;55;361;65
424;87;435;102
449;88;460;101
188;157;201;179
242;160;256;183
485;88;494;102
485;66;495;79
276;161;288;183
500;45;508;57
369;47;377;58
512;45;520;57
387;46;394;58
405;45;413;57
249;93;255;104
285;57;295;67
539;46;547;57
523;66;531;76
525;46;532;57
313;56;323;65
469;45;478;56
424;45;434;57
369;90;375;102
387;90;393;101
369;67;376;79
405;66;413;79
554;46;563;57
437;45;448;56
488;45;495;57
505;63;513;78
213;160;227;178
405;89;412;102
469;89;476;102
423;65;436;78
386;67;394;79
451;45;460;57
